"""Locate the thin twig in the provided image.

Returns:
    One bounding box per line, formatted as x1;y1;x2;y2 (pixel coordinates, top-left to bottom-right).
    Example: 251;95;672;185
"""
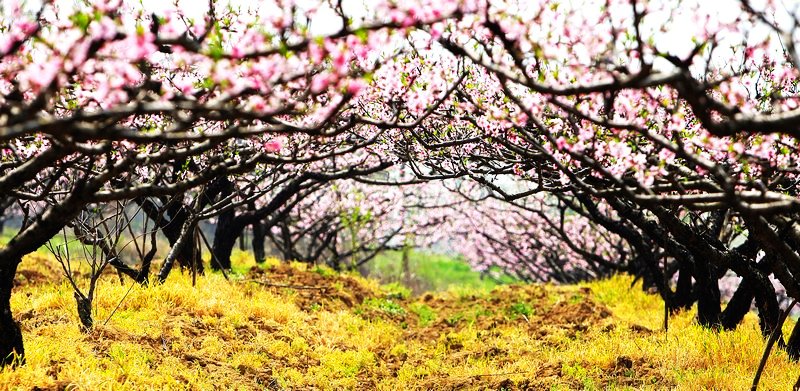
103;277;139;326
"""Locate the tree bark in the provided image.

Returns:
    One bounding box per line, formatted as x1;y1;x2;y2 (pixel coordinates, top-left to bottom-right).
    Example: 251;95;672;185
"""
721;278;755;330
252;220;266;264
671;264;695;311
0;258;23;366
210;211;243;270
785;318;800;360
157;217;198;283
693;257;722;328
74;292;93;332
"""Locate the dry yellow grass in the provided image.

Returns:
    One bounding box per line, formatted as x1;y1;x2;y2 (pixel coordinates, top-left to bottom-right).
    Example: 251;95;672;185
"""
0;252;796;390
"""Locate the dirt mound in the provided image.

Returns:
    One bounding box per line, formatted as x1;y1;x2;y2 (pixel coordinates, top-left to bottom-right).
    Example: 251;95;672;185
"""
402;284;614;342
245;263;378;311
15;253;63;287
548;300;612;325
598;355;672;389
478;356;672;390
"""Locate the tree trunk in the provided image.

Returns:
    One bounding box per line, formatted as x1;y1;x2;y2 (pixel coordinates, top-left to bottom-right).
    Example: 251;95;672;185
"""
210;212;243;270
239;229;247;251
252;221;266;264
694;259;722;328
137;198;203;274
157;218;198;283
670;264;695;312
0;196;13;234
720;277;755;330
0;258;23;366
402;246;411;286
74;293;93;332
750;271;781;338
785;318;800;360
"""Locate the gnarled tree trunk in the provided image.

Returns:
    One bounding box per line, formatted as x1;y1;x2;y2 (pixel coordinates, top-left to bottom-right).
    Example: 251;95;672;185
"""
0;258;22;366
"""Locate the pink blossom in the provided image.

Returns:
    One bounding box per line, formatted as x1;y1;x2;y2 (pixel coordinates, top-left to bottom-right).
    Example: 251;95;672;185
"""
346;79;367;95
123;32;157;61
311;73;334;94
556;137;568;150
332;52;347;71
28;58;62;90
264;140;282;153
309;41;325;63
231;46;245;59
89;17;117;41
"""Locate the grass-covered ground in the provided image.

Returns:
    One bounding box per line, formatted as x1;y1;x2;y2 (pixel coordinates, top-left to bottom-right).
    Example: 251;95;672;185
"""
364;250;516;293
0;252;798;390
